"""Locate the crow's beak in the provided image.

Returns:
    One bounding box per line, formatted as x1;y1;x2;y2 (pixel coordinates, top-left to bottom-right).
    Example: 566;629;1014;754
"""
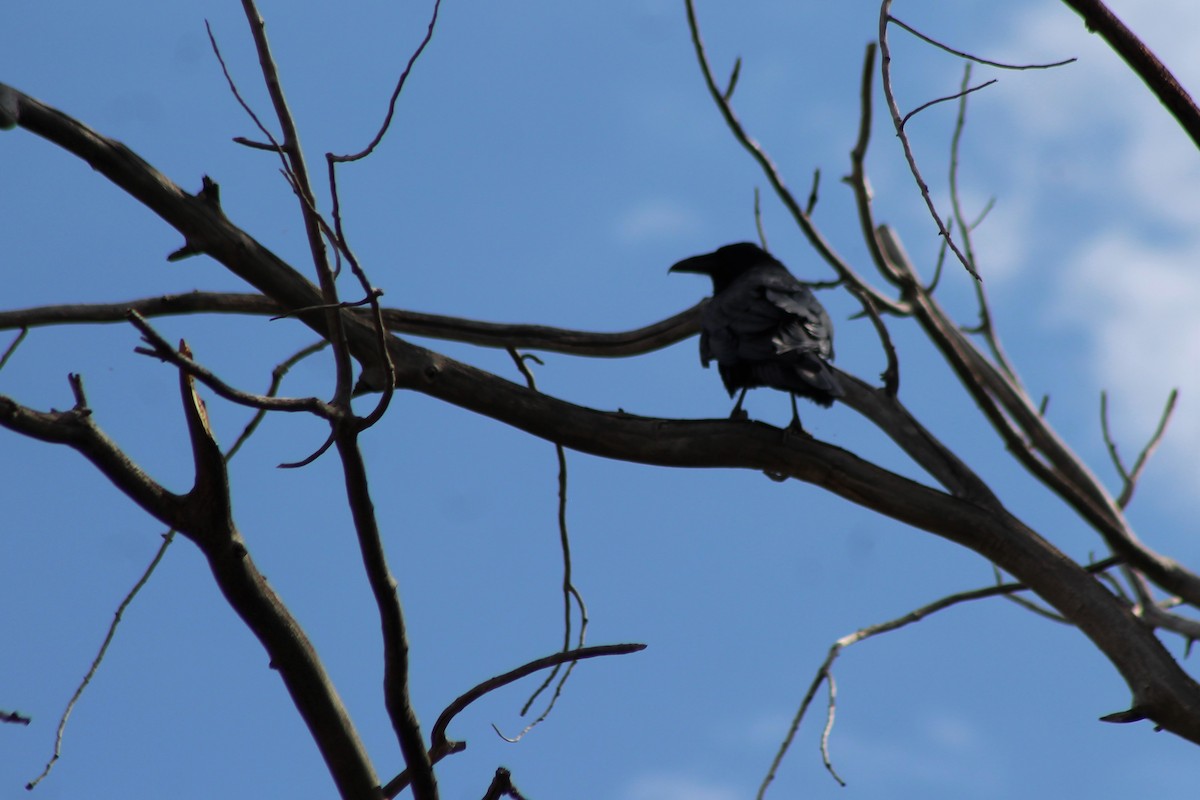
668;253;715;275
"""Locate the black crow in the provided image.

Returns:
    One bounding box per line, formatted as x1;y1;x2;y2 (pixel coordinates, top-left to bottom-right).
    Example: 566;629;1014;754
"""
670;242;843;429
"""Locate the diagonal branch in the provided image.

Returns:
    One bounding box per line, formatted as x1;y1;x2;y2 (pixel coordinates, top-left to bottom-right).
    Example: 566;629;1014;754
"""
683;0;906;314
877;1;979;281
1059;0;1200;151
9;81;1200;747
0;372;380;798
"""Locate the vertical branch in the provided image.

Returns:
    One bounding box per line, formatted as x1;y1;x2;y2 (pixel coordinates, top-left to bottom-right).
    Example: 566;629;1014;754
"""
846;42;907;288
170;357;382;800
877;0;980;281
336;428;438;800
239;0;353;403
946;62;1019;381
505;349;589;728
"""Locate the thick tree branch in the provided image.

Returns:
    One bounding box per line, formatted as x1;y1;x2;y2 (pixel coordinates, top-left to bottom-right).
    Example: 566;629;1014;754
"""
381;332;1200;742
0;372;380;799
335;424;437;799
0;376;188;529
8;81;1200;746
1059;0;1200;152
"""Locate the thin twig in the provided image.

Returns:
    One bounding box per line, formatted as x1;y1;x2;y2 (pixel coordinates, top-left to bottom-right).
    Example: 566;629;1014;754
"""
753;187;768;249
1121;389;1178;508
805;168;821;216
900;78;996;128
820;674;845;785
852;289;899;395
889;16;1076;70
383;644;646;799
505;349;589;731
25;532;175;790
1101;389;1178;508
204;21;291;176
0;327;28;371
1002;592;1069;623
946;64;1020;380
845;43;908;292
128;311;336;418
878;2;980;282
683;0;905;313
723;56;742;102
756;557;1120;798
329;0;442;164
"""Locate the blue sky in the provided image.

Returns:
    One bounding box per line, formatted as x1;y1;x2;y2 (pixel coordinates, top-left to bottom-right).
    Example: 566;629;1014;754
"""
4;1;1200;798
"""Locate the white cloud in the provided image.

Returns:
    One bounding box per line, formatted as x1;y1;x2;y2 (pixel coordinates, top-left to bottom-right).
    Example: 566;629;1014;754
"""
618;773;740;800
1056;232;1200;451
835;712;1004;793
614;199;701;244
971;2;1200;480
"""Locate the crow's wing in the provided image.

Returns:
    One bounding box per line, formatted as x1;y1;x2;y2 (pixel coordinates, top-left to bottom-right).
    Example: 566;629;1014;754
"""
701;264;834;366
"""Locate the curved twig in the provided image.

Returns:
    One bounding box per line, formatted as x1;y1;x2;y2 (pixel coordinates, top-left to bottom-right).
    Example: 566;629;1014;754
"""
505;349;589;727
757;557;1121;798
900;78;996;128
381;644;646;799
878;2;980;282
329;0;442;164
25;530;177;790
889;16;1076;70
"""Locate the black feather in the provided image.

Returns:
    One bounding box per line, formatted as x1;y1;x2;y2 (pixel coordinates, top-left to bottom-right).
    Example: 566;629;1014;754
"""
670;242;843;414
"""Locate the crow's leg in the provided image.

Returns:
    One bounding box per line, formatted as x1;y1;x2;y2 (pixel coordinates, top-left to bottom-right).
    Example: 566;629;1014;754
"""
787;394;807;433
729;387;749;420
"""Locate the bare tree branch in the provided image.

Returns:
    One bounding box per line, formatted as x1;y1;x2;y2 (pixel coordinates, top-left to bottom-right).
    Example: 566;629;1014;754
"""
1101;389;1178;509
1059;0;1200;151
877;2;980;281
25;529;177;790
128;311;337;418
889;16;1076;70
329;0;442;164
758;557;1121;798
7;29;1200;761
683;0;906;314
0;291;705;359
505;350;589;727
382;644;646;799
1;710;31;726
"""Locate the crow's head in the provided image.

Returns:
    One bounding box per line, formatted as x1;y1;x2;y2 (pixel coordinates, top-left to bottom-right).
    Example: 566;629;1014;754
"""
669;242;778;294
